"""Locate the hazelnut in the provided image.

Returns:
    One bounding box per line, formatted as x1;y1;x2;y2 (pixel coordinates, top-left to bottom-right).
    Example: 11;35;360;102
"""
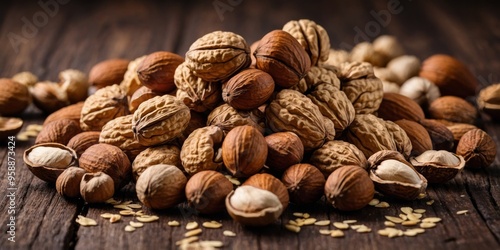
23;143;78;182
35;119;82;145
281;163;325;205
243;173;289;210
428;96;477;124
135;164;187;209
419;119;455;151
222;125;267;178
410;150;465;183
31;81;69;114
446;122;478;145
185;170;233;214
56;167;86;198
264;132;304;173
43;102;84;126
222;69;275;110
225;185;283;227
66;131;101;157
137;51;184;94
324;165;374;211
80;172;115;203
0;78;31;116
456;129;497;168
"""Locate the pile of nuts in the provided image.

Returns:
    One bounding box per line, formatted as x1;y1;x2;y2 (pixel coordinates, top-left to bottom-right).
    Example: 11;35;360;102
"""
1;18;498;241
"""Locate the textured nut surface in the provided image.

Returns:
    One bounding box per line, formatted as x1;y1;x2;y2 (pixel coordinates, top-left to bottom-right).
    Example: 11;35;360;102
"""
207;103;265;135
89;58;130;89
80;172;115;203
56;167;86;198
132;144;181;181
345;114;396;158
99;114;146;160
174;62;222;113
266;89;334;151
180;126;224;175
132;95;190;146
35;119;82;145
264;132;304;173
44;102;84;126
185;31;250;82
338;62;383;114
384;120;413;158
185;170;233;214
254;30;311;88
324;165;374;211
66;131;101;157
12;71;38;87
120;55;146;96
282;19;330;66
377;92;425;122
419;54;478;98
0;78;31;116
309;140;368;178
137;51;184;93
292;66;340;93
281;163;325;205
80;85;129;131
136;164;187;209
222;68;275;110
456;129;497;168
446;122;478;144
324;49;349;67
243;173;289;210
428;96;477;124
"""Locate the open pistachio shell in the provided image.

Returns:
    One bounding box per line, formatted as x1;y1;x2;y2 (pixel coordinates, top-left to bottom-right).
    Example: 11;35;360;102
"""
410;150;465;183
23;142;78;182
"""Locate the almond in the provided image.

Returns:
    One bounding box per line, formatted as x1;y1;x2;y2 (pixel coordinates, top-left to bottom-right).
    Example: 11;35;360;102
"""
89;59;130;89
377;92;425;122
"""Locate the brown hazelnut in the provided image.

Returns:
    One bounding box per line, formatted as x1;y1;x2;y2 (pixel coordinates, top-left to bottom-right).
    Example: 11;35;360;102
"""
56;167;86;198
89;58;130;89
80;172;115;203
0;78;31;116
66;131;101;157
137;51;184;94
35;119;82;145
324;165;374;211
281;163;325;205
264;132;304;173
222;69;275;110
456;129;497;168
185;170;233;214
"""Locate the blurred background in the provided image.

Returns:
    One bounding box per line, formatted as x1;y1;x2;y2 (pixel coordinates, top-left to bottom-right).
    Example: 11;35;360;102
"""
1;0;499;86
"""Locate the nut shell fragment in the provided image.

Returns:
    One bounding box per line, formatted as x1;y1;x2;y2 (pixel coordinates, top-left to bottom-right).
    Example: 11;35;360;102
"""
410;150;465;183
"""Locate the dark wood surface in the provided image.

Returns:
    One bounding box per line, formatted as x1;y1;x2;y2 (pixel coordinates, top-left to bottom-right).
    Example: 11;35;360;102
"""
1;0;500;249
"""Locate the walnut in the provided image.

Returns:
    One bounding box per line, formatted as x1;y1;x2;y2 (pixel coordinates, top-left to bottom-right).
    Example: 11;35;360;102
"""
180;126;224;176
309;140;368;178
291;66;340;93
206;103;265;135
345;114;397;158
80;84;129;131
99;114;147;161
282;19;330;66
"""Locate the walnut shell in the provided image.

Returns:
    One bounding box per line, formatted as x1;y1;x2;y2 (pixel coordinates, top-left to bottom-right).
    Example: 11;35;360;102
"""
207;103;265;135
174;62;222;113
345;114;397;158
291;66;340;94
368;150;427;200
254;30;311;88
136;164;187;209
35;119;82;145
120;55;146;96
180;126;224;175
265;89;334;151
410;150;465;183
137;51;184;94
394;119;433;157
132;144;181;181
99;114;147;161
23;143;78;183
428;96;477;124
44;102;84;125
80;84;129;131
222;68;275;110
0;78;31;116
456;129;497;168
222;125;267;178
132;95;190;146
324;165;374;211
79;143;131;190
185;31;250;82
281;163;325;205
243;173;289;210
185;170;233;214
66;131;101;157
89;58;130;89
377;92;425;123
264;131;304;173
282;19;330;66
309;140;368;178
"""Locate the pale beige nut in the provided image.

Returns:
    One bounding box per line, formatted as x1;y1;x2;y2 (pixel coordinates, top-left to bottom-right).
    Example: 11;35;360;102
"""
80;84;129;131
372;35;405;66
314;220;331;226
124;225;136;232
120;55;146;96
132;95;190;146
386;55;421;85
184;228;203;237
132;144;181;181
202;221;222;229
207;103;265;135
31;81;69;114
330;230;345;238
375;201;390;208
333;222;349;230
282;19;330;66
24;143;78;183
12;71;38;87
58;69;89;104
399;77;441;107
99;114;147;161
130;221;144;228
285;224;301;233
349;42;380;66
76;215;97;226
324;49;349;67
185;31;250;82
186;221;199;230
180;126;224;175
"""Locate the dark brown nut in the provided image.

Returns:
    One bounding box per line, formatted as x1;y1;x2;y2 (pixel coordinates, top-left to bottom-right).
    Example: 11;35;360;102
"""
185;31;251;82
419;54;478;98
377;92;425;123
89;58;130;89
35;119;82;145
291;65;341;94
368;150;427;200
129;86;160;113
207;103;265;135
56;167;86;198
394;119;433;157
174;62;222;113
66;131;101;157
222;68;275;110
309;140;368;178
222;125;267;178
281;163;325;205
282;19;330;66
254;30;311;88
446;122;478;145
185;170;233;214
180;126;224;176
265;132;304;173
23;143;78;183
428;96;477;124
132;144;181;181
79;143;131;190
80;84;129;131
44;102;84;126
419;119;455;151
243;173;289;210
80;172;115;203
456;129;497;168
324;165;374;211
410;150;465;183
136;164;187;209
0;78;31;116
137;51;184;94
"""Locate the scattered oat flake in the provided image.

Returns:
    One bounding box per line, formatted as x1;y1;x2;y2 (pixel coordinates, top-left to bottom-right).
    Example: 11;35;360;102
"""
426;200;435;205
342;220;357;224
422;217;442;223
120;201;133;205
356;227;371;233
402;220;419;226
110;214;121;223
203;221;222;229
119;210;136;216
303;213;310;219
100;213;114;219
375;202;390;208
285;224;301;233
186;221;199;230
333;222;349;230
127;204;142;209
384;221;396;227
403;230;418;236
303;218;316;225
330;230;344;238
105;198;120;204
399;214;408;221
408;213;422;221
456;210;469;215
176;236;199;246
413;209;426;214
136;215;159;223
319;229;332;235
401;207;413;215
16;133;29;141
314;220;331;226
223;230;236;237
295;219;305;226
288;220;299;226
420;222;436;229
185;228;203;237
418;193;427;199
350;225;362;230
23;130;39;137
130;221;144;228
411;228;426;234
124;225;136;232
293;212;304;217
385;216;404;224
168;220;180;227
200;241;224;248
368;198;380;206
26;124;43;132
114;204;132;210
135;210;144;216
76;215;97;226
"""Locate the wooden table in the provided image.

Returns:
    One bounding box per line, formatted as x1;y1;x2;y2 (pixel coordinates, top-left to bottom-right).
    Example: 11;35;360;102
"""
1;0;500;249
